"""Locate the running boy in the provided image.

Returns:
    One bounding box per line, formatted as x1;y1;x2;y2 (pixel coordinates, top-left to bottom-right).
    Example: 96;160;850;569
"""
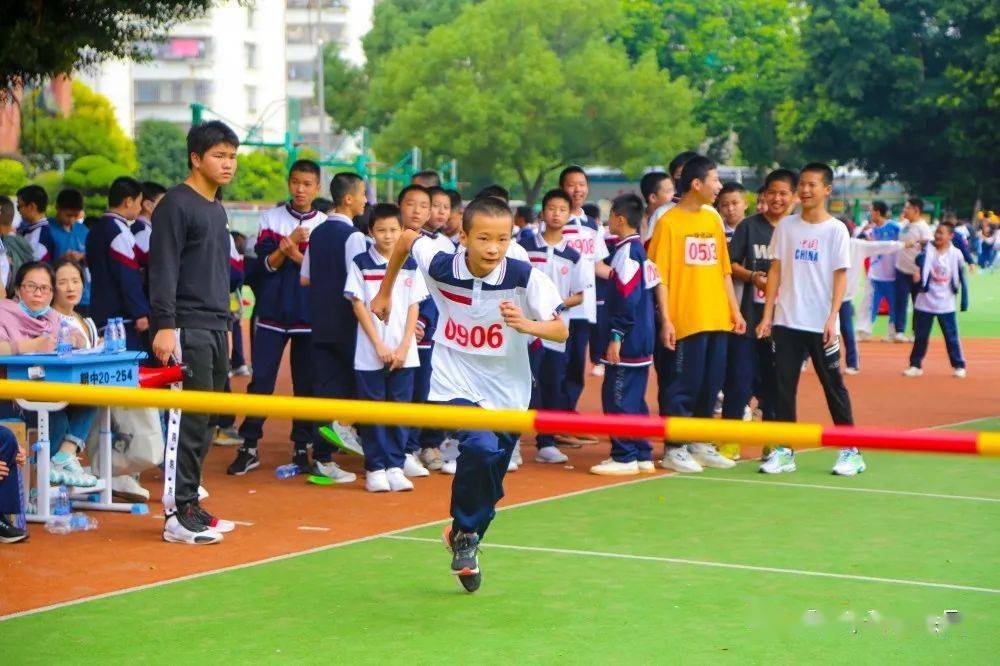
903;223;968;378
649;155;745;473
756;162;861;476
590;194;660;476
519;188;588;465
346;203;428;491
370;196;567;593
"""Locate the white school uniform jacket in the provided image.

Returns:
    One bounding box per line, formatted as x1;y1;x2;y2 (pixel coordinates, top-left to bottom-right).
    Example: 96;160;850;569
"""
518;232;589;351
561;216;609;323
344;245;428;371
410;236;563;411
847;238;903;300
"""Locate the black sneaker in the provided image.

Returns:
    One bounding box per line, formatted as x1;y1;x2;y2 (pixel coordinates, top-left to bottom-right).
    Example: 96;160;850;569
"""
162;503;222;545
0;514;28;544
227;447;260;476
191;503;235;533
292;450;311;473
443;526;482;593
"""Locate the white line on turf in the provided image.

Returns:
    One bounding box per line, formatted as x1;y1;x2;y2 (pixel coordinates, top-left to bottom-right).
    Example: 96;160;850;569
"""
297;526;330;532
385;535;1000;595
668;475;1000;503
0;467;676;622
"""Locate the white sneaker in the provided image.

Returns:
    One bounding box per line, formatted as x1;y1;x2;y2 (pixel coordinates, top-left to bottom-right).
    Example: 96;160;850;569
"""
162;512;222;545
831;448;866;476
953;368;967;378
637;460;656;474
507;458;519;472
534;446;568;464
742;405;753;421
589;459;639;476
111;474;150;502
713;390;724;415
801;360;810;372
403;453;430;477
365;469;390;493
386;467;414;491
759;446;796;474
659;447;703;473
198;485;209;500
50;451;97;487
894;332;909;343
590;364;605;377
441;460;457;475
688;443;736;469
511;441;523;466
902;366;923;377
329;422;364;456
418;447;443;471
230;364;252;377
311;460;357;484
844;367;860;375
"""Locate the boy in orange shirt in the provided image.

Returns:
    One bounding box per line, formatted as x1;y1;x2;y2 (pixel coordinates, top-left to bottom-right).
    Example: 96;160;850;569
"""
649;155;746;473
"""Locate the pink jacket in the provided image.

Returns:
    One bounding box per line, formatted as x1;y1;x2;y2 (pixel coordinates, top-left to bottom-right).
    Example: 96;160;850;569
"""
0;298;60;354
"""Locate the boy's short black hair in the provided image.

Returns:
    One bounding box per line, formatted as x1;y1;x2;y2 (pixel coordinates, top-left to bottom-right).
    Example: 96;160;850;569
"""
462;195;512;233
329;172;364;206
411;169;441;187
55;188;84;211
542;188;572;210
763;168;798;191
444;188;463;209
369;203;401;229
907;196;925;212
871;200;889;216
141;181;167;202
718;181;746;197
583;203;600;220
397;183;431;206
668;151;699;179
108;176;143;208
515;205;533;221
639;171;669;204
474;184;509;203
611;193;644;230
16;184;48;212
558;165;587;189
311;197;334;213
289;159;321;180
800;162;834;186
938;220;955;232
428;185;449;201
186;120;239;169
677;155;716;195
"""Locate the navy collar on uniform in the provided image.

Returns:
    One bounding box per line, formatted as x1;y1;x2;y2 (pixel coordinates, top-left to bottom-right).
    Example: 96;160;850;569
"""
103;211;131;226
615;234;640;248
367;244;389;266
420;228;439;239
285;203;319;222
534;233;569;252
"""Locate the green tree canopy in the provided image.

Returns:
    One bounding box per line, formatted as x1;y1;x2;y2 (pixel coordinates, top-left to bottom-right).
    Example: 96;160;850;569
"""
367;0;702;205
136;119;188;186
779;0;999;211
20;81;137;172
362;0;479;74
0;159;29;196
619;0;804;168
323;47;368;135
1;1;212;93
63;154;132;216
227;151;288;203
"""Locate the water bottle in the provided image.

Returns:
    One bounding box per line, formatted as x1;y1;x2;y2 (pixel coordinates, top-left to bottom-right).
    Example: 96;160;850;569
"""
56;319;73;356
104;318;119;353
53;485;71;516
275;463;301;479
69;513;98;531
116;318;128;351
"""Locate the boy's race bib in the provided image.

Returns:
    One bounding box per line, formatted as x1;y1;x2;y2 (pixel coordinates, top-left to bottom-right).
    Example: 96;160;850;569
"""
684;236;718;266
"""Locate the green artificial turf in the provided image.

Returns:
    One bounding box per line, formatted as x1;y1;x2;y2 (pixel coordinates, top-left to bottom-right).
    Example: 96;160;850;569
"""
859;269;1000;338
4;446;998;664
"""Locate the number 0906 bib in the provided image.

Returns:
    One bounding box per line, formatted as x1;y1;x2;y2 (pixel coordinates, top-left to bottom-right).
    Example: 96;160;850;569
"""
435;296;509;356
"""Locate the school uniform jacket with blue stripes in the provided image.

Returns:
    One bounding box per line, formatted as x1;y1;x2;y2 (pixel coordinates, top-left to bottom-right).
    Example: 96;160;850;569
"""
17;219;57;263
599;234;659;367
84;213;151;327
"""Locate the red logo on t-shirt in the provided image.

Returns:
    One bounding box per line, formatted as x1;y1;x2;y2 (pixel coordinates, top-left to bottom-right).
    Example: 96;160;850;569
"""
560;266;569;275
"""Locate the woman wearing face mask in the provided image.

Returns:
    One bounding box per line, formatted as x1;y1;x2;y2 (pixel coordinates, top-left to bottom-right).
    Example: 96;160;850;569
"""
0;261;98;486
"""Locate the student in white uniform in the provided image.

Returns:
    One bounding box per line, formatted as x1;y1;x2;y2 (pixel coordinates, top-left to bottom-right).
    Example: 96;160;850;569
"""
345;204;429;492
370;196;567;594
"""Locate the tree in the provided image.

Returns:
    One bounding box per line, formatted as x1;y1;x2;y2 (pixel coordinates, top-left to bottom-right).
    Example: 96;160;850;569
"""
619;0;804;168
323;47;368;135
368;0;702;206
227;151;288;203
0;159;28;196
20;81;137;171
1;1;213;93
136;119;188;186
362;0;480;73
779;0;1000;211
63;154;131;216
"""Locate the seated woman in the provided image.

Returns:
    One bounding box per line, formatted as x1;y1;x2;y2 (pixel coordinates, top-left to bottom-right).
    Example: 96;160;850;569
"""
0;261;98;487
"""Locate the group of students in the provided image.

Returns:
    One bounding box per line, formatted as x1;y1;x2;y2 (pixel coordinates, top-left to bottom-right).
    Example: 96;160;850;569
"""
0;120;975;595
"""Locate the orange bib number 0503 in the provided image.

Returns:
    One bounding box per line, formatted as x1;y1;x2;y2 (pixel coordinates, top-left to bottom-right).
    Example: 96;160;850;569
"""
684;236;718;266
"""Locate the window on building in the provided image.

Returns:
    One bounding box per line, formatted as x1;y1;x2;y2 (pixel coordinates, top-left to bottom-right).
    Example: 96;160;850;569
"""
246;43;258;70
135;81;160;104
193;80;212;103
247;86;258;115
287;61;315;81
